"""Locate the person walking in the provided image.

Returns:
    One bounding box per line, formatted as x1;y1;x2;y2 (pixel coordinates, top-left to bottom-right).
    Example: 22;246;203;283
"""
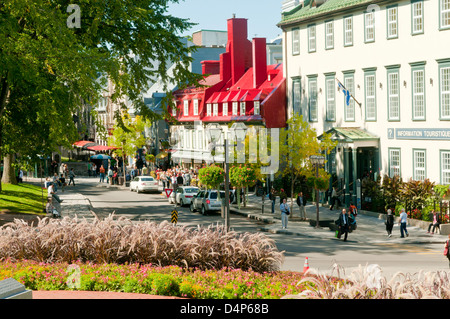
337;208;351;241
399;208;409;238
68;168;76;186
296;192;307;220
427;210;441;234
269;188;276;214
330;187;340;210
59;174;66;192
444;235;450;268
280;198;290;229
99;165;106;183
385;209;394;237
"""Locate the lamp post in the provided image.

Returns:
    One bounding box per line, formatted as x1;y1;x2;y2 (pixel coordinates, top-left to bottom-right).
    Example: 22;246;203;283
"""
310;155;326;228
207;123;247;231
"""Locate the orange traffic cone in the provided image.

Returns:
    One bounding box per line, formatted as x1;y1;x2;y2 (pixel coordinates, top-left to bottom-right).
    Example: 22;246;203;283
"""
303;257;309;273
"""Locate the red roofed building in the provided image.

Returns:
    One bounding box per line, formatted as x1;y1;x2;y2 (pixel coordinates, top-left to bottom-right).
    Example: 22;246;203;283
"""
169;17;286;166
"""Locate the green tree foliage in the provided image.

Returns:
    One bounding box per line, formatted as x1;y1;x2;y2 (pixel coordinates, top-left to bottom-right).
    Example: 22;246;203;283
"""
198;165;224;190
229;164;258;208
0;0;202;188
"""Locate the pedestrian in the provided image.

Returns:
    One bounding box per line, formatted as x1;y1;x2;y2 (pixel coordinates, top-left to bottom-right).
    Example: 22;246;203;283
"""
269;188;276;214
399;208;409;238
385;208;394;237
280;198;290;229
337;208;351;241
330;187;340;210
427;210;441;234
68;168;76;186
48;182;63;203
87;162;91;177
99;165;105;183
349;202;357;231
444;234;450;268
177;173;184;187
92;163;97;178
17;169;23;183
296;192;307;220
107;167;113;183
59;174;66;192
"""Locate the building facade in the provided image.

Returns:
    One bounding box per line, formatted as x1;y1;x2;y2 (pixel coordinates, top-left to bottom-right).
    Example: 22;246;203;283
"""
279;0;450;206
169;17;286;168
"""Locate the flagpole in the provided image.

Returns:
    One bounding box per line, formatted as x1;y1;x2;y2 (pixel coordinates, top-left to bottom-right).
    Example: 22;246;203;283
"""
336;77;362;108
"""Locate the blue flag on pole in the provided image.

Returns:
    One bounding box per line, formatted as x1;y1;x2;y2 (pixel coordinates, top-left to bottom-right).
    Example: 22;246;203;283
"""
338;82;351;106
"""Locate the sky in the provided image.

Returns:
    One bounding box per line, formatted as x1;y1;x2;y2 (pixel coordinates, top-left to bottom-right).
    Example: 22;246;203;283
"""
167;0;284;42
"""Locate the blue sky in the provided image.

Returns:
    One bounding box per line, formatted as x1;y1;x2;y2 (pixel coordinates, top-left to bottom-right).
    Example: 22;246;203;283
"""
168;0;283;41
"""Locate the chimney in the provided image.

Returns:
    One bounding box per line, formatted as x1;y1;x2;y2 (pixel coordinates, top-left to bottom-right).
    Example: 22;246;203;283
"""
227;17;252;85
252;38;267;88
201;60;220;75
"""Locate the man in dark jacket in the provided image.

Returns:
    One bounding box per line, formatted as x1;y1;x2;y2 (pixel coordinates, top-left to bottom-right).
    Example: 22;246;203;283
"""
337;208;352;241
296;192;307;220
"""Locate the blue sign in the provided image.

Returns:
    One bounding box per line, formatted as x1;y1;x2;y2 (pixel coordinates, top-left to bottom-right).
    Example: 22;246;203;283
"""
395;128;450;140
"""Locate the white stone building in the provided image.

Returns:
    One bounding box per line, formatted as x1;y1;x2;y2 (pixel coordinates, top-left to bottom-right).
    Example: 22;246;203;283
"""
279;0;450;206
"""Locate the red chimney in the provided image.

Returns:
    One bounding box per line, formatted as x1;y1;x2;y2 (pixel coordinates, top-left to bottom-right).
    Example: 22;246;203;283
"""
202;60;220;75
227;17;252;85
252;38;267;88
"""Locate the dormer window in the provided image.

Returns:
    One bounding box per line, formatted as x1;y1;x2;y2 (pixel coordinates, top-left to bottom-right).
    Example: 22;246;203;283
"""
172;103;177;116
232;102;238;115
183;100;189;116
223;102;228;116
213;103;218;116
193;99;199;115
254;101;260;115
240;102;246;115
206;103;212;116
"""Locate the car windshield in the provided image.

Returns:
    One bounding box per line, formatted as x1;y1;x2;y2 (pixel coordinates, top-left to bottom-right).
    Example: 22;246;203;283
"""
140;178;154;181
184;188;198;193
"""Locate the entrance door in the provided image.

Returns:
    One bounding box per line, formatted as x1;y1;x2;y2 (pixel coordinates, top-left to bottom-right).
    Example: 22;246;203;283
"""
357;147;378;180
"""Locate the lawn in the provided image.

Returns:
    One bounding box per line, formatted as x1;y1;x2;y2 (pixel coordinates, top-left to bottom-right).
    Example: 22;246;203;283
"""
0;183;46;215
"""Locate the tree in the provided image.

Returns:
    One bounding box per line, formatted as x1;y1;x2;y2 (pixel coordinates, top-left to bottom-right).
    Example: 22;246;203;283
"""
0;0;202;190
279;114;337;213
230;164;258;209
198;165;224;190
108;112;149;185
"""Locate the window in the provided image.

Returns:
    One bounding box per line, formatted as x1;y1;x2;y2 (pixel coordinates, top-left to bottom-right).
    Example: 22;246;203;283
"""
441;150;450;184
387;6;398;39
232;102;238;115
440;0;450;29
193;99;199;115
240;102;246;115
412;0;424;34
308;24;316;52
223;102;228;116
172;103;177;116
413;149;426;181
308;76;318;122
292;28;300;55
412;65;425;120
325;20;334;49
213;103;218;116
364;71;377;121
387;68;400;121
344;72;355;121
365;11;375;42
389;148;401;177
183;100;189;116
206;103;212;116
344;16;353;46
254;101;260;115
325;76;336;121
439;62;450;119
292;79;301;115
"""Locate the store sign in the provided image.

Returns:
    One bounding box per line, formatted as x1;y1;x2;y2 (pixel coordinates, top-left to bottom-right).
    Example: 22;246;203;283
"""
393;128;450;140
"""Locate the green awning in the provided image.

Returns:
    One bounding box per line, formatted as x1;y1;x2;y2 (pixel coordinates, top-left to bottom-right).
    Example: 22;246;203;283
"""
318;127;379;143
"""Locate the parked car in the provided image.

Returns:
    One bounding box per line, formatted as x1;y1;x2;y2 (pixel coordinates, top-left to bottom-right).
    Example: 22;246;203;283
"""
169;186;199;206
129;176;159;193
190;189;223;215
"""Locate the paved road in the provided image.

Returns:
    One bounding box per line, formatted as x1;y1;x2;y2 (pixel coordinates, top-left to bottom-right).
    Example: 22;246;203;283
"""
30;177;450;280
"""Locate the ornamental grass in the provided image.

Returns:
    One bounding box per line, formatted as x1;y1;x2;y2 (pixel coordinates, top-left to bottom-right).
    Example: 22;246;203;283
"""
0;214;284;272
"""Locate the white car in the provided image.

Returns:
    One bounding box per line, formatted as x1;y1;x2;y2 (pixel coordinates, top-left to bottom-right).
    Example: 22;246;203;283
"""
129;176;159;193
169;186;199;206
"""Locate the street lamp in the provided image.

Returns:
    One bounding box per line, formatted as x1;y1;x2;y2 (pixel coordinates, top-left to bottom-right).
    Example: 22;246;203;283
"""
310;155;326;228
206;122;247;231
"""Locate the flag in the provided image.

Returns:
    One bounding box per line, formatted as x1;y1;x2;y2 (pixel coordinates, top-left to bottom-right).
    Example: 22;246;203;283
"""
338;81;351;106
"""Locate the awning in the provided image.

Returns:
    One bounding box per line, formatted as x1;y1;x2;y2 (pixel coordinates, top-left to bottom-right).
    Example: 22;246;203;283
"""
318;127;379;148
90;154;111;160
72;140;97;150
87;145;118;151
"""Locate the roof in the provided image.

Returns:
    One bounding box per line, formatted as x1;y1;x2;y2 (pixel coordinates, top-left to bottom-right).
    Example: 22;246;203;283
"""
278;0;386;27
318;127;379;142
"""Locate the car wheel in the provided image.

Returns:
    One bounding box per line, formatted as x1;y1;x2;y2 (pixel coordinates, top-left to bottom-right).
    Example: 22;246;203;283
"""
180;199;184;207
190;203;195;212
201;205;207;216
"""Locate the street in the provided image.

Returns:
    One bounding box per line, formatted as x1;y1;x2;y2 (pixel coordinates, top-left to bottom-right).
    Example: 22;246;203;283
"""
68;178;449;280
